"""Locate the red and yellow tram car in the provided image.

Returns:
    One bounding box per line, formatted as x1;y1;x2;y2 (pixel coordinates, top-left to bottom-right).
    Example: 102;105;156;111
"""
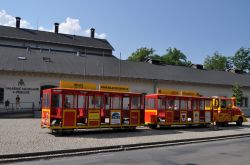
41;81;145;133
145;89;214;128
145;88;247;128
212;96;247;126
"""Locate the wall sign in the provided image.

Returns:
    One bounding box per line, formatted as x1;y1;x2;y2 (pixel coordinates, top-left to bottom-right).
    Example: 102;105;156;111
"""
5;79;39;94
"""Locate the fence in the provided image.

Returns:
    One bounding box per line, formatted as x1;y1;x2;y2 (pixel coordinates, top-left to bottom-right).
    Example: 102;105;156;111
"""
0;102;35;113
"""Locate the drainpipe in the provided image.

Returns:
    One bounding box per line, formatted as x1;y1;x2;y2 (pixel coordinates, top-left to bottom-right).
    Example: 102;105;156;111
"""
153;79;158;93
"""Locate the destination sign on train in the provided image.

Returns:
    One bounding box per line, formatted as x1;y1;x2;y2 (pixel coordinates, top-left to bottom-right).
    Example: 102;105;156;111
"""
59;81;96;90
157;88;179;95
181;90;200;96
99;84;129;92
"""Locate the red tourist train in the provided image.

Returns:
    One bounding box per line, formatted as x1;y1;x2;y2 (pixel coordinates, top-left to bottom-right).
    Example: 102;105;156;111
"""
41;81;247;134
41;81;145;134
145;89;247;128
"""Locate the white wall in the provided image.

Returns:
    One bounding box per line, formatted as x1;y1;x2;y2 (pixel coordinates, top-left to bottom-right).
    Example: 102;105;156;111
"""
0;71;249;116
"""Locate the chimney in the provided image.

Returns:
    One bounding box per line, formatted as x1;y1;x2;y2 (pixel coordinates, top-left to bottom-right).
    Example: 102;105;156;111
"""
16;17;21;28
90;28;95;38
54;23;59;33
191;64;203;70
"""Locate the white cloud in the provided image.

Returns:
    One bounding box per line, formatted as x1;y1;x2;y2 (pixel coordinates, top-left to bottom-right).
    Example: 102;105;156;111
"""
38;26;52;32
0;10;107;39
59;17;82;35
0;10;30;28
39;17;107;39
58;17;107;39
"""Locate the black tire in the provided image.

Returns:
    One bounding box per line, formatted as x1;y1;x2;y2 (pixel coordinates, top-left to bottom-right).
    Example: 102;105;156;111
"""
55;129;74;136
149;124;157;129
223;122;228;127
216;122;222;127
236;117;243;126
129;126;137;130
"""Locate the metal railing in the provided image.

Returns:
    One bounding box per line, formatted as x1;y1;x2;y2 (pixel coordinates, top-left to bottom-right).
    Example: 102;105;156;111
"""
0;102;35;113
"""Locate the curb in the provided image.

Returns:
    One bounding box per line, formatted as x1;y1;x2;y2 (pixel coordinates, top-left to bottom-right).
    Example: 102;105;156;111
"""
1;133;250;163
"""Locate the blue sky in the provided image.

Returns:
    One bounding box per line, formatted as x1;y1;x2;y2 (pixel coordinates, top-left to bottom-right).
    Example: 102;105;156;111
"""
0;0;249;64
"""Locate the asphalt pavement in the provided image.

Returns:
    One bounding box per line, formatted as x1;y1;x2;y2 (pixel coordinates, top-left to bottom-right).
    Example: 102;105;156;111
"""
0;118;250;163
10;136;250;165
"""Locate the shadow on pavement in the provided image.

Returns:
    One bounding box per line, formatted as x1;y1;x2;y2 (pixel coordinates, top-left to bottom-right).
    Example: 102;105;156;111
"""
52;123;249;138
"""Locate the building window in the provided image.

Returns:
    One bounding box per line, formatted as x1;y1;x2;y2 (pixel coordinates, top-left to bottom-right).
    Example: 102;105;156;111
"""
0;88;3;104
240;97;248;108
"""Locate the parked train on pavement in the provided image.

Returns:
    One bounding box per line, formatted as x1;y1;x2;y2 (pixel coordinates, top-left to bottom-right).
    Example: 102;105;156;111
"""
41;81;247;134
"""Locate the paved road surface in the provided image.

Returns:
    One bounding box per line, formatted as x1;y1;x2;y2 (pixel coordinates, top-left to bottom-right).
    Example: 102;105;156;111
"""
10;137;250;165
1;118;250;155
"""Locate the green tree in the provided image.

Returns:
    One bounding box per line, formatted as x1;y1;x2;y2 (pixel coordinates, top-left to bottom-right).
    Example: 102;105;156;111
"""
232;84;243;106
127;47;154;62
161;47;191;66
203;52;228;70
232;47;250;73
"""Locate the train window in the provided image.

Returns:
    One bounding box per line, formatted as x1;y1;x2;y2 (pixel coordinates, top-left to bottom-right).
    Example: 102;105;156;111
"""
221;99;231;109
112;96;121;109
192;100;198;110
158;98;165;110
174;99;179;110
146;98;156;109
104;95;110;110
88;95;102;109
131;96;140;109
123;96;130;110
43;93;51;108
205;99;212;110
52;94;62;108
180;99;187;110
213;99;219;108
221;100;226;108
226;100;232;108
199;99;205;110
88;96;94;109
95;95;102;108
166;99;174;110
64;95;74;108
77;95;85;109
188;99;192;111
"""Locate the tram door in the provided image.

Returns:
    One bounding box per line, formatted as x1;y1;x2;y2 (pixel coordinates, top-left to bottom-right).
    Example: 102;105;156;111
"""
76;94;87;126
62;94;77;128
111;95;122;125
87;94;102;127
101;94;111;125
173;98;180;123
166;97;174;125
158;97;166;124
130;96;141;126
122;95;130;125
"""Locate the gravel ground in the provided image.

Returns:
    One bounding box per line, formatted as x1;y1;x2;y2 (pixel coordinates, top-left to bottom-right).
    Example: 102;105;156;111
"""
0;118;250;155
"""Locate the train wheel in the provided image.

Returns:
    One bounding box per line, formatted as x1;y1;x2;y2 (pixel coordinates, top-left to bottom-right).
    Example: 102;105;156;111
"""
149;124;157;129
129;126;136;130
223;122;228;127
216;122;222;127
236;117;243;126
54;129;74;136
